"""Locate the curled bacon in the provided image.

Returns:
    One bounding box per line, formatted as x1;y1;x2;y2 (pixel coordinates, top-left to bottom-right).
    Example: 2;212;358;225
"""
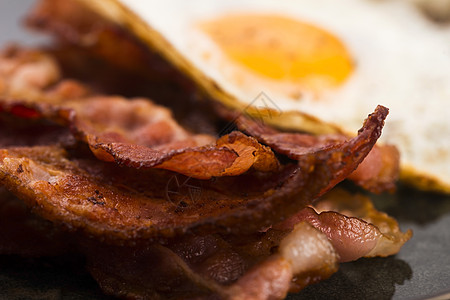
276;189;412;262
0;101;387;241
0;46;389;242
0;48;279;179
230;107;400;193
78;221;338;300
25;0;400;193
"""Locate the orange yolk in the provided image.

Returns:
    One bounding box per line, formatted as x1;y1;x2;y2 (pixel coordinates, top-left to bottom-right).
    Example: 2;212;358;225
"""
201;14;353;95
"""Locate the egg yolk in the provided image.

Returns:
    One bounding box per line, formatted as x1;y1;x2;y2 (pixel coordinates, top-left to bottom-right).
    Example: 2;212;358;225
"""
201;14;353;96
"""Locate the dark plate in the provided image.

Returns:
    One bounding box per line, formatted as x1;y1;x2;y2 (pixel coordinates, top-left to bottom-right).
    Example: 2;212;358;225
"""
1;1;450;299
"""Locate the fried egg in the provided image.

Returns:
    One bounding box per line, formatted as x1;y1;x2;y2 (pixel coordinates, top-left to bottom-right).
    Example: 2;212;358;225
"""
78;0;450;192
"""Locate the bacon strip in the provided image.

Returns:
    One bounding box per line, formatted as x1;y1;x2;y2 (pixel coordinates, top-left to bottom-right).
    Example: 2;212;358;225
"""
0;46;389;242
0;185;408;299
0;178;338;299
230;107;400;193
78;221;338;300
0;145;308;240
312;189;413;259
0;185;339;299
276;189;412;262
0;100;386;241
0;87;402;300
0;3;410;298
0;47;279;179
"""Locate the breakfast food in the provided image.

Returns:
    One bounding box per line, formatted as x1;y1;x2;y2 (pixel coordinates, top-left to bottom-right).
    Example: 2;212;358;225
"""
48;0;450;193
0;47;393;239
0;0;418;299
0;44;411;299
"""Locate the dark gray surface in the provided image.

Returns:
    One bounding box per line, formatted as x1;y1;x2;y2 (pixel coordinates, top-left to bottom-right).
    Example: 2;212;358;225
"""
1;1;450;299
0;0;47;46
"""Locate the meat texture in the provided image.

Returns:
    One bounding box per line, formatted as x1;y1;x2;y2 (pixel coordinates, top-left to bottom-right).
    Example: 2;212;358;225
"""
78;188;410;299
0;183;410;299
0;47;279;179
0;2;412;297
229;108;400;194
277;189;412;262
0;46;393;244
80;222;338;300
0;111;382;242
0;90;408;299
25;0;400;192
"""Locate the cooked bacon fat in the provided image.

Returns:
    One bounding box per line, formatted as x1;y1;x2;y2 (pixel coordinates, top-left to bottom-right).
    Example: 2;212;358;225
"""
277;189;412;262
312;189;413;259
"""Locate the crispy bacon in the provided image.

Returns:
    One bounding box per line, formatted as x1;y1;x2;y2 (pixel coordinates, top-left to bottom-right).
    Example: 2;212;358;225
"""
0;3;409;296
66;96;279;178
0;47;394;186
231;107;400;193
26;0;402;194
25;0;400;192
0;145;312;241
79;222;338;300
0;171;338;299
276;189;412;262
0;100;386;241
0;182;408;299
0;45;390;244
0;180;338;299
312;189;413;260
1;95;279;178
0;48;279;179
